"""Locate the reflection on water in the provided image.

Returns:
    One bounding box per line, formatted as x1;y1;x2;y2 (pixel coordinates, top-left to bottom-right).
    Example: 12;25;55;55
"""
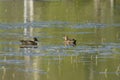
0;22;120;80
0;0;119;23
0;0;120;80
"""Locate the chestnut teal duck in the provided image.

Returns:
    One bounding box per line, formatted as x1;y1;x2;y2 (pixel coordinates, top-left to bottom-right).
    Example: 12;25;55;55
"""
64;35;76;47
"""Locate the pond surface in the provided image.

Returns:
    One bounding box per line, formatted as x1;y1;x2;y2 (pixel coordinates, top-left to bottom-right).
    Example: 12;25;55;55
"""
0;0;120;80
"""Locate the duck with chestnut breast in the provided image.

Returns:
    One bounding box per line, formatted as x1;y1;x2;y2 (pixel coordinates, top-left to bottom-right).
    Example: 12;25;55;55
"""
20;37;38;45
64;35;76;46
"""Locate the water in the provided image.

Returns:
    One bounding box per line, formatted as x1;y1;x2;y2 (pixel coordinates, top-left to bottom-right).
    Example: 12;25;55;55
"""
0;0;120;80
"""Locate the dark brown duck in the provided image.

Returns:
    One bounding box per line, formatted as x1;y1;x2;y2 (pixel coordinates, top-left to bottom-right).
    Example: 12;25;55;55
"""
64;35;76;46
20;37;38;45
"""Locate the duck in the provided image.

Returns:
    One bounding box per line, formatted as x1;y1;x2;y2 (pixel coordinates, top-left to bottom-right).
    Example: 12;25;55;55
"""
63;35;76;46
20;37;38;45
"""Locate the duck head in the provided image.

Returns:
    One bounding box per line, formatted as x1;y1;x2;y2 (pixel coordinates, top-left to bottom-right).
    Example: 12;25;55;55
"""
33;37;38;42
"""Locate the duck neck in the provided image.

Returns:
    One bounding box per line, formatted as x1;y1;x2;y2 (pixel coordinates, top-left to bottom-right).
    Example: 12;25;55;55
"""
64;36;69;41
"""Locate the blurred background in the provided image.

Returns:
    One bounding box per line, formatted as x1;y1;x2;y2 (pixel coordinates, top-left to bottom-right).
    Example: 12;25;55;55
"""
0;0;120;80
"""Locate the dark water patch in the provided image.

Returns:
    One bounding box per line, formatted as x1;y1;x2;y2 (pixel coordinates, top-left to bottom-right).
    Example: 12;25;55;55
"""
75;42;120;55
37;45;65;51
97;55;115;59
63;32;95;34
0;51;46;57
0;21;71;29
17;68;47;74
33;45;80;56
0;59;29;65
78;49;98;53
1;51;46;57
75;46;100;54
31;21;70;27
0;22;120;29
72;23;107;28
98;71;120;75
97;46;113;52
46;57;63;61
46;52;78;56
0;23;13;29
5;49;66;57
72;23;120;29
20;52;47;57
38;35;55;39
102;42;120;46
0;52;18;56
75;60;92;63
99;52;114;55
5;60;26;64
110;24;120;27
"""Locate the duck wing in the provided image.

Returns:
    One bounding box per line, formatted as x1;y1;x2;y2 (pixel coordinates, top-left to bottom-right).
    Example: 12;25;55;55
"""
20;40;35;45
